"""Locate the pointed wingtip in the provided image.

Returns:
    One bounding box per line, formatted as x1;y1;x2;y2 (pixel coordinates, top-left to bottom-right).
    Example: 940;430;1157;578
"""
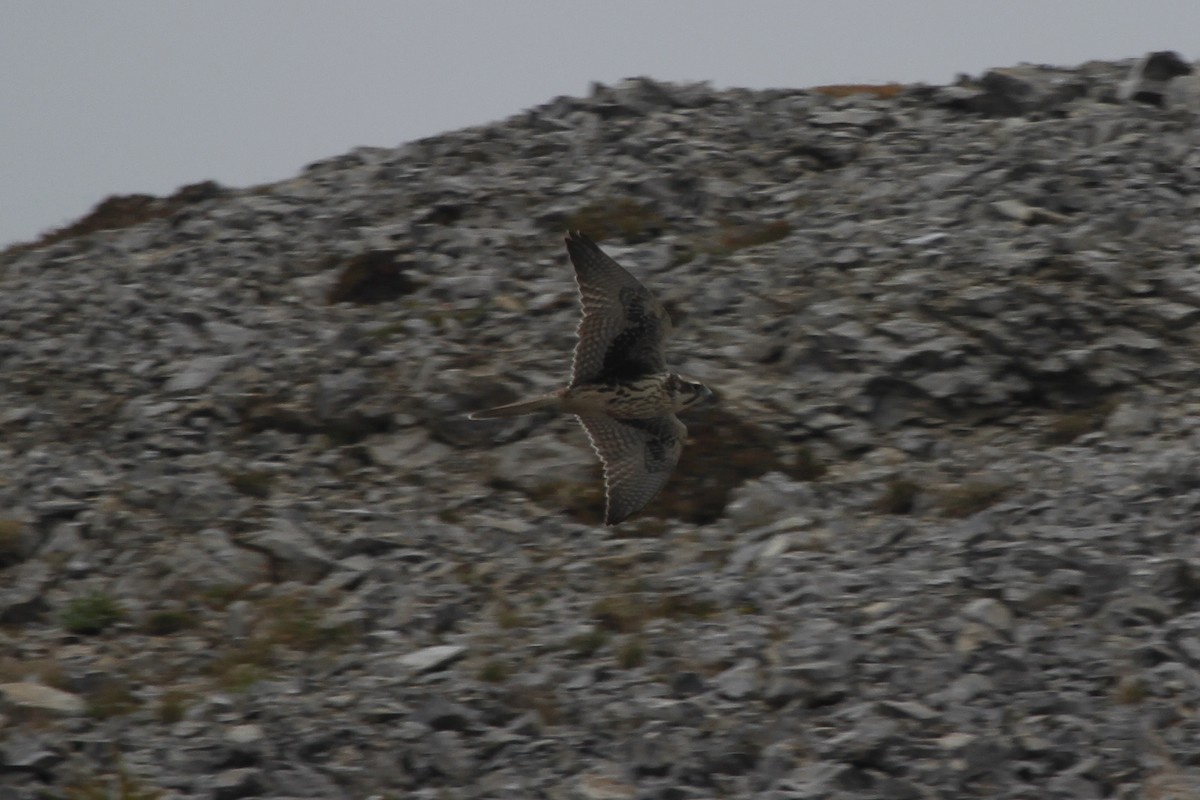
565;229;594;248
603;499;633;525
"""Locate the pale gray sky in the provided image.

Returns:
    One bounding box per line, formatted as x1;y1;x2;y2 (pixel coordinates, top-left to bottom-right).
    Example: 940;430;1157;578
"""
2;1;1194;247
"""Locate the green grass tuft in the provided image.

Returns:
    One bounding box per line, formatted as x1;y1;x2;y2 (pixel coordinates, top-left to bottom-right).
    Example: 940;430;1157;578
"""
62;758;163;800
61;592;126;635
87;680;142;719
158;689;190;724
616;637;646;669
262;594;354;651
142;609;198;636
207;639;275;693
478;660;510;683
494;604;526;630
567;629;611;657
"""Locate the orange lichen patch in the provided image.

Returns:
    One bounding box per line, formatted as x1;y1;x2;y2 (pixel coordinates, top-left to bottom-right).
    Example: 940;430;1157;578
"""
3;181;225;255
717;220;792;252
1041;398;1119;446
810;83;906;99
938;482;1009;519
562;198;665;244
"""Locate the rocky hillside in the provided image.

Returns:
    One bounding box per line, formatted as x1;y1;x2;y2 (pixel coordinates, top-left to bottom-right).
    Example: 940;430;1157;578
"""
4;58;1200;799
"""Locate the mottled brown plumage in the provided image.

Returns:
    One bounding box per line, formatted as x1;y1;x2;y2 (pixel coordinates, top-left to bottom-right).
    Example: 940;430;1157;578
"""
470;232;712;524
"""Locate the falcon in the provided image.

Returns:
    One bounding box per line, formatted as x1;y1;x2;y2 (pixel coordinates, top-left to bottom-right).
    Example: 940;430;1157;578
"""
470;231;713;524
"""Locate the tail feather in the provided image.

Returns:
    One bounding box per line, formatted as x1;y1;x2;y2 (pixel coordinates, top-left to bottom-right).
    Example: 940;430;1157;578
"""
468;394;562;420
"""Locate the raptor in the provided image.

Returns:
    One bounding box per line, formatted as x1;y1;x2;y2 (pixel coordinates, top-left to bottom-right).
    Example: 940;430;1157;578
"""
471;231;713;524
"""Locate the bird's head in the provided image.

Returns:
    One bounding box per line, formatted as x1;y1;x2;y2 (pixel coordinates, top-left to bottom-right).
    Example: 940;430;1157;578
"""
670;375;716;411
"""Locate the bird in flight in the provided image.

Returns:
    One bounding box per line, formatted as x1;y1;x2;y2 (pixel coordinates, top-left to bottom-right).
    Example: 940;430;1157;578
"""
471;231;713;524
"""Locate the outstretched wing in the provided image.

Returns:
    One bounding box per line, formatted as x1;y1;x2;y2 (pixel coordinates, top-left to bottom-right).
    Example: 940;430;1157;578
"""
577;413;686;524
565;231;670;387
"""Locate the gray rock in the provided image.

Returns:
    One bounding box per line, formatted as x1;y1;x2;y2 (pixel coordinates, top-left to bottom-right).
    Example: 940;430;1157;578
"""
415;697;478;732
203;320;257;348
0;561;50;624
225;723;265;753
0;736;63;771
166;528;271;592
242;517;334;582
877;700;939;721
396;645;467;674
575;766;637;800
669;671;707;697
724;473;816;530
1120;50;1194;107
809;108;889;129
0;684;85;716
931;673;995;705
962;598;1015;630
1105;401;1158;436
972;65;1091;115
714;659;760;700
428;730;477;780
165;355;235;392
209;767;261;800
992;198;1068;224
